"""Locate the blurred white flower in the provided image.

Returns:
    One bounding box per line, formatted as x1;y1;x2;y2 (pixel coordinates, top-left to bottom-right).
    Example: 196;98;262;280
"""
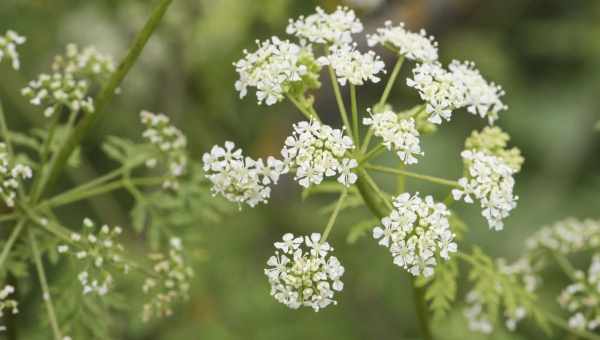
0;30;26;70
0;143;32;208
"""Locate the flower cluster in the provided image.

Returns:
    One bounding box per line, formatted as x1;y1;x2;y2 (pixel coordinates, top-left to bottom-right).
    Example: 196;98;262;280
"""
363;109;422;164
463;291;494;334
0;143;33;208
526;218;600;254
449;60;507;124
372;193;456;277
318;43;385;86
0;30;26;70
464;126;523;172
265;233;345;311
367;21;438;63
234;37;319;105
407;60;507;125
558;254;600;331
140;111;188;189
286;6;363;45
281;120;356;188
0;285;18;332
58;218;127;296
52;44;115;81
452;150;517;231
142;238;194;322
21;72;94;117
407;62;466;124
203;141;287;207
21;44;114;117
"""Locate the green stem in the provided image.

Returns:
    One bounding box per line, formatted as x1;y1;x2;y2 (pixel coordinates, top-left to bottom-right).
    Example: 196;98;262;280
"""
286;94;318;121
0;219;26;269
0;213;19;223
360;144;386;164
365;164;461;188
360;128;374;154
0;99;14;155
327;65;353;143
320;189;348;243
353;168;431;340
30;0;174;202
546;312;600;340
40;176;166;209
552;252;580;282
28;228;63;340
377;56;405;109
350;84;359;144
396;163;406;194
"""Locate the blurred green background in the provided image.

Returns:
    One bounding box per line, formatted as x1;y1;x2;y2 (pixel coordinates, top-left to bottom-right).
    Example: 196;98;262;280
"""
1;0;599;339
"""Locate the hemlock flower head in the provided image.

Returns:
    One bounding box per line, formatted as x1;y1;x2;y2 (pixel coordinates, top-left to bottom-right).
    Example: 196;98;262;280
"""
0;143;33;208
0;285;18;331
449;60;507;124
59;218;128;296
367;21;438;63
363;109;422;164
526;218;600;254
558;254;600;331
372;193;456;277
452;150;517;231
0;30;26;70
52;44;115;82
140;111;188;189
142;237;194;322
265;233;345;311
21;72;94;117
318;43;385;86
286;6;363;46
203;141;287;207
281;120;356;188
464;126;523;172
234;37;320;105
407;62;466;124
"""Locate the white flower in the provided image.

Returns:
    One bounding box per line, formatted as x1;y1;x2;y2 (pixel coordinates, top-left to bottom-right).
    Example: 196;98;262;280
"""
140;111;188;189
21;72;94;116
0;284;18;332
452;150;517;231
526;218;600;254
52;44;115;80
203;141;287;207
265;233;344;311
362;109;423;164
464;291;494;334
407;62;466;124
367;21;438;63
558;254;600;331
318;43;385;86
234;37;317;105
286;6;363;46
0;30;26;70
449;60;506;124
281;120;356;188
0;143;33;208
372;193;456;277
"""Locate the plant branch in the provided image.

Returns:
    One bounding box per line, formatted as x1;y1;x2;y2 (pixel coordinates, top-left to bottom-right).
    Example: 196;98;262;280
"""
327;65;354;143
320;189;348;243
350;84;359;144
377;56;404;108
30;0;174;202
28;227;63;340
0;219;26;269
365;164;461;188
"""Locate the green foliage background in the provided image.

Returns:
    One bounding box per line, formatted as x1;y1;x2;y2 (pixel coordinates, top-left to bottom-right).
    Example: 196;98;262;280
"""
1;0;599;339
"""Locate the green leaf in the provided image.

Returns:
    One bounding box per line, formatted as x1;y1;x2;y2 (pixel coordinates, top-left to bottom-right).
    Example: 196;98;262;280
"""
424;258;459;321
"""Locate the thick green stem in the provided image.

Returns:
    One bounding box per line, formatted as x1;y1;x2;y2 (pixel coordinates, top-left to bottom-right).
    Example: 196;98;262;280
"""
327;65;354;143
350;84;359;144
320;189;348;243
377;57;405;109
354;167;432;339
28;228;63;340
31;0;174;202
365;164;460;188
0;219;26;269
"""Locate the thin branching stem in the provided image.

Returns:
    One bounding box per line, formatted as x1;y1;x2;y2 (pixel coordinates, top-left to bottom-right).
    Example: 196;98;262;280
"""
286;94;320;121
350;84;359;144
377;56;404;108
320;189;348;243
0;99;14;156
28;227;63;340
327;65;354;143
0;219;26;268
31;0;174;202
365;164;461;188
360;144;386;164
